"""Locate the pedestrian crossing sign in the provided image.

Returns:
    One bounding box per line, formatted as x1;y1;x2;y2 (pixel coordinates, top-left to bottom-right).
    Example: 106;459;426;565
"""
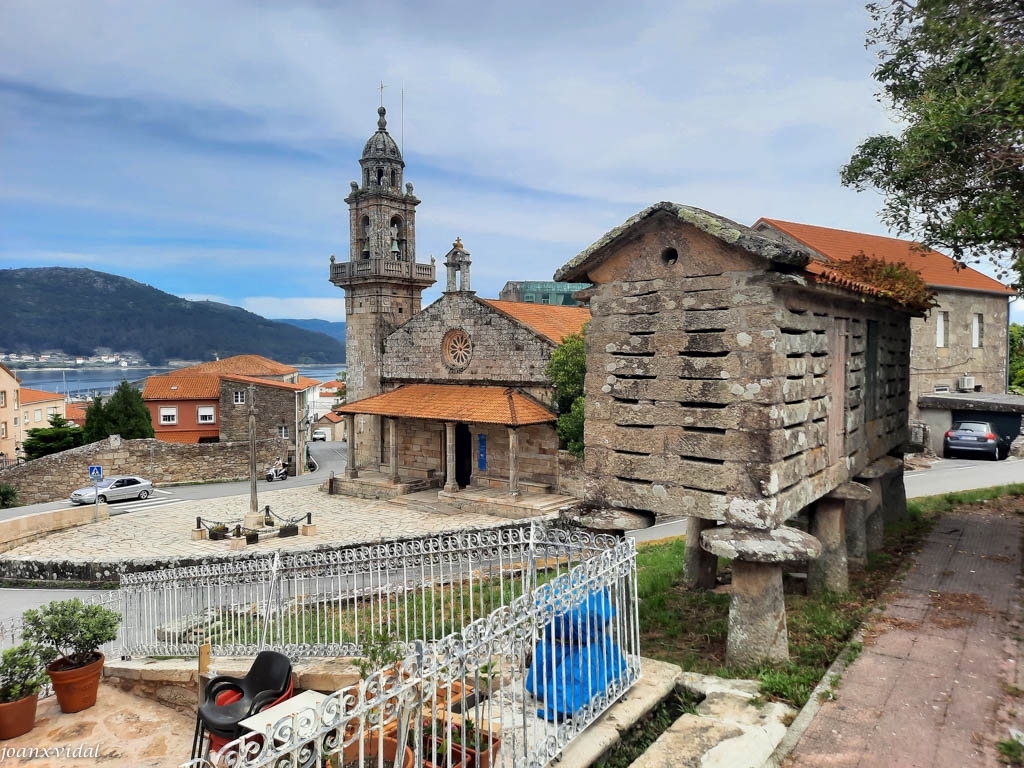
88;465;103;480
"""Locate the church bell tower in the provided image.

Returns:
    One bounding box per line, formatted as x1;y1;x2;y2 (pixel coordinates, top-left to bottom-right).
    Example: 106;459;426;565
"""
329;105;436;468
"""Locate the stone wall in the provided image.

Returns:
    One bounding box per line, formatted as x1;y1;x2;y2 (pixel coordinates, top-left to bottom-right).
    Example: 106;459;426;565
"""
579;215;912;529
219;381;296;442
556;450;586;498
383;293;557;398
0;434;290;505
910;289;1009;416
470;423;559;488
396;418;445;474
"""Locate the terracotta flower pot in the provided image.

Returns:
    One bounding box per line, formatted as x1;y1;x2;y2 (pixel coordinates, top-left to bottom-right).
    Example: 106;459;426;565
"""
341;735;414;768
46;652;104;714
0;693;38;740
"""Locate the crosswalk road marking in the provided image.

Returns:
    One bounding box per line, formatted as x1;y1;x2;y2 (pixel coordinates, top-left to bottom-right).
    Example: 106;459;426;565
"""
109;498;183;515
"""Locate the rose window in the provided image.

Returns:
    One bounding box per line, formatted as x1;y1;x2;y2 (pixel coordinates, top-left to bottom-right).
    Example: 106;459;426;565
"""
442;329;473;371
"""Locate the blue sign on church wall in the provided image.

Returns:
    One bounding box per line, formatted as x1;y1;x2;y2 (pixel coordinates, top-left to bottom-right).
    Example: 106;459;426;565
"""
478;435;486;471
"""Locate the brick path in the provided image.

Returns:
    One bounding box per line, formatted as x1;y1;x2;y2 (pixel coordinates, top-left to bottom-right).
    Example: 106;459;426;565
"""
0;485;520;565
786;510;1023;767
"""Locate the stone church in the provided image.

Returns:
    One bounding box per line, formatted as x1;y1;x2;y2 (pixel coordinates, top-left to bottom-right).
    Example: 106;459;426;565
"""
331;106;588;494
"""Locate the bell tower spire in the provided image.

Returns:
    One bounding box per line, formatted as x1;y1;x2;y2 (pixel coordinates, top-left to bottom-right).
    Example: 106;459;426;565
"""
329;103;436;470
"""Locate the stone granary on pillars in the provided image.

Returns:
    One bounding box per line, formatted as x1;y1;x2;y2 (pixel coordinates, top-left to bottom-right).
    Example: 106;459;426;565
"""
554;202;926;665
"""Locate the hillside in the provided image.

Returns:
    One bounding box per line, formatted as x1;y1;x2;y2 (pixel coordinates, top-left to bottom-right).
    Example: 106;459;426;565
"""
274;318;346;345
0;268;346;365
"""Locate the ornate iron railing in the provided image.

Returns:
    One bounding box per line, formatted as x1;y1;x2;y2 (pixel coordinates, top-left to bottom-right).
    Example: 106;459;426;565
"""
159;523;639;768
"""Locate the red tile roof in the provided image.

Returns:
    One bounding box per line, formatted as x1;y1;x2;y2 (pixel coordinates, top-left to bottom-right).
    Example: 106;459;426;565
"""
479;299;590;344
157;429;220;444
755;218;1014;295
320;380;345;391
65;402;88;424
221;374;319;392
337;384;556;426
320;411;343;423
143;375;222;400
18;387;63;404
174;355;298;377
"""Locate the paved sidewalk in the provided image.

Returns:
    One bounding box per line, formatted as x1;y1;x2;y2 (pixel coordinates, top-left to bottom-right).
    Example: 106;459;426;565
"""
786;508;1023;767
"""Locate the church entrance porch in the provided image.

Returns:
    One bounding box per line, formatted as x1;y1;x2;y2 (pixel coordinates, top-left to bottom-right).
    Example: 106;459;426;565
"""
454;423;473;488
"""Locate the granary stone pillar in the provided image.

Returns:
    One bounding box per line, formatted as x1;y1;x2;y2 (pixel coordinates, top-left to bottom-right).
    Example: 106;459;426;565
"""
882;453;908;524
508;427;521;497
856;456;901;557
702;525;822;666
388;418;400;484
807;484;868;594
444;421;459;493
344;414;358;479
684;517;718;590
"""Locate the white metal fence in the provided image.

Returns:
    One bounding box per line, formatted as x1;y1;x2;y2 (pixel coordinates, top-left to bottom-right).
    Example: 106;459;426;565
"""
161;523;640;768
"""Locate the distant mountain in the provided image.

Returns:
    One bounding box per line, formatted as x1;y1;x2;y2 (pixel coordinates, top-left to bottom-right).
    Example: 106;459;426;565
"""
0;267;346;366
274;318;346;346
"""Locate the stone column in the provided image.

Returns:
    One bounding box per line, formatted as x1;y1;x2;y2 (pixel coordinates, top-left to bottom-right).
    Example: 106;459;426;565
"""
344;414;358;479
882;459;907;524
808;497;848;593
845;499;867;569
863;478;884;554
444;421;459;493
389;417;400;484
703;525;822;666
508;427;521;496
684;517;718;590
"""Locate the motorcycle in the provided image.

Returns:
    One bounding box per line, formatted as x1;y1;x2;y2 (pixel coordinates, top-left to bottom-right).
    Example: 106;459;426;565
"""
266;462;289;482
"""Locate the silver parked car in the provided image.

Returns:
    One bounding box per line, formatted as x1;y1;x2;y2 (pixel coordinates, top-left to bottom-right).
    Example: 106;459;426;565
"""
70;475;154;504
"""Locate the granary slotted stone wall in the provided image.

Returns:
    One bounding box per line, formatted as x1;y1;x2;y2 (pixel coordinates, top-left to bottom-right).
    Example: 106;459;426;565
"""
576;210;912;529
384;293;557;399
1;435;290;505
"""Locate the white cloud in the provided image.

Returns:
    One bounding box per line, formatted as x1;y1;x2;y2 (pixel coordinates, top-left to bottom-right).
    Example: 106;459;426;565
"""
241;297;347;322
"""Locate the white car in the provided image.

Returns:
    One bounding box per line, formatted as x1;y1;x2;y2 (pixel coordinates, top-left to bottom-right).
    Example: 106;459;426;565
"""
70;475;153;504
311;429;328;441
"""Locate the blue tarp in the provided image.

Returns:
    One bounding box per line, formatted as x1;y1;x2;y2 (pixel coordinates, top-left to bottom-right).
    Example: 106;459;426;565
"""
525;587;627;721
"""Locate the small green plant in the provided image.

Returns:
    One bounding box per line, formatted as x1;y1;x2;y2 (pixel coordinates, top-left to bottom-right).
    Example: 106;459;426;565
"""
844;641;863;664
0;482;18;509
21;598;121;670
354;631;403;679
0;642;48;703
998;736;1024;765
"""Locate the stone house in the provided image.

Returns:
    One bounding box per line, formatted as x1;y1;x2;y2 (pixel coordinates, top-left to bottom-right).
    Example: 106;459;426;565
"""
331;107;589;495
555;202;924;664
753;219;1015;415
142;355;319;473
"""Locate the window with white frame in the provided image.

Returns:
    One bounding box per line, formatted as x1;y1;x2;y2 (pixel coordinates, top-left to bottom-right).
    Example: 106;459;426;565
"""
0;391;5;407
936;311;949;348
33;409;42;422
233;391;246;404
13;416;18;426
277;425;289;438
159;407;178;425
197;406;216;424
47;407;57;416
0;422;5;438
972;313;984;348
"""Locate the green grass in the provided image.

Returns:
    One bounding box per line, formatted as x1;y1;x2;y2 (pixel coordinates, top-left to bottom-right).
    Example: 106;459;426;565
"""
998;736;1024;765
907;483;1024;517
593;689;700;768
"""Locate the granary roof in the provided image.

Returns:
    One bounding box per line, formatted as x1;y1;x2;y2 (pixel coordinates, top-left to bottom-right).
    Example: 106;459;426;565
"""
143;375;221;401
173;355;298;377
18;387;63;404
157;429;220;444
554;201;810;283
478;299;591;344
336;384;556;426
754;218;1015;296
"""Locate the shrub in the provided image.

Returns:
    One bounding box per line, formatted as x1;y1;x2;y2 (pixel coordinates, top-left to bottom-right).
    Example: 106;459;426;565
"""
0;482;17;509
21;599;121;669
0;642;48;703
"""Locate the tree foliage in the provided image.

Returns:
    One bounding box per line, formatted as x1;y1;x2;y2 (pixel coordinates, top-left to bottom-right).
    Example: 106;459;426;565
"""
83;382;154;443
842;0;1024;286
22;414;85;461
1010;322;1024;393
546;329;587;457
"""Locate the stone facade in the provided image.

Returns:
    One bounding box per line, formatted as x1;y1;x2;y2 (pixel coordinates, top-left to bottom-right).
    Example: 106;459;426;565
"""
219;380;298;443
469;423;559;489
1;434;289;505
910;288;1009;415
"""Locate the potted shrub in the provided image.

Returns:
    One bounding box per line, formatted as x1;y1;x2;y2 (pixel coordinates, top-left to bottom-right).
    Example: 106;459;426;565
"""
278;523;298;538
245;530;259;545
21;599;120;713
0;642;48;740
414;718;470;768
449;718;501;768
209;524;228;541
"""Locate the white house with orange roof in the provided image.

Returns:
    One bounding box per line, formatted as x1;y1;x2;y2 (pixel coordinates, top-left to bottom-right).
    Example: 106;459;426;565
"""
16;386;66;449
142;354;319;473
753;219;1016;414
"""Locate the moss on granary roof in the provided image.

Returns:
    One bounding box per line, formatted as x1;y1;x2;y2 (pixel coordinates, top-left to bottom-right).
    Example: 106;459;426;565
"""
553;201;810;282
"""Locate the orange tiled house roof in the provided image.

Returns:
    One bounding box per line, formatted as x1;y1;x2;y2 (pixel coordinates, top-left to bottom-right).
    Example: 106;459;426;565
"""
755;218;1014;295
174;355;298;377
18;387;63;404
143;375;222;400
479;299;590;344
158;429;220;444
337;384;555;426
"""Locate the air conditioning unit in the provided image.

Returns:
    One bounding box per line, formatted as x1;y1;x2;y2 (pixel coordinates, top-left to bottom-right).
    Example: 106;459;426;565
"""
958;375;976;392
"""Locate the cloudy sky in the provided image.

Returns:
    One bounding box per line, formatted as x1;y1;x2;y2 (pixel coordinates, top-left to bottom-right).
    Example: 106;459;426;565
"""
1;0;1017;322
